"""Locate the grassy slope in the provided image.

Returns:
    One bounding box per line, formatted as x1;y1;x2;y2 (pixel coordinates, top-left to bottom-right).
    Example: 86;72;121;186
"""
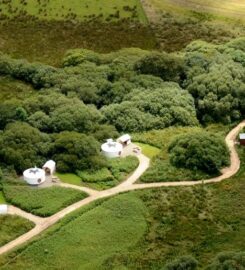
152;0;245;21
0;0;147;23
0;0;157;65
141;0;244;52
3;186;88;217
0;215;34;247
0;194;147;270
0;145;244;269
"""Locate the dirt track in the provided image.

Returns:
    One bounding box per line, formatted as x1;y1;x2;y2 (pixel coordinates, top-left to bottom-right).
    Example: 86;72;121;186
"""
0;120;244;256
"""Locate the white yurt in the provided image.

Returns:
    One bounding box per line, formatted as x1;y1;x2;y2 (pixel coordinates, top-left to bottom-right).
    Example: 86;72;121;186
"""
101;139;123;158
43;160;56;175
23;167;46;185
0;204;8;215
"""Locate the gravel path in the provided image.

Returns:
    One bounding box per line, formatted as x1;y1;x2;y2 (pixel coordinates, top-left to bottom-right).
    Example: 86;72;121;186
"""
0;120;244;256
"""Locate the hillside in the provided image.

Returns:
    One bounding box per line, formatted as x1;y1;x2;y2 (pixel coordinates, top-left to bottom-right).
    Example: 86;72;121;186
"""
0;1;244;270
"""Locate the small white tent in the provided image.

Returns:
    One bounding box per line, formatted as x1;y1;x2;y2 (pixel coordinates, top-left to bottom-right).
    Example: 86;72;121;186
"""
43;160;56;175
23;167;46;185
101;139;123;158
0;204;8;215
118;134;131;146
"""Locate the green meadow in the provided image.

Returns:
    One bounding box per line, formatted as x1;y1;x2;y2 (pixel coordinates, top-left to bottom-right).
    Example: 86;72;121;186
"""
0;0;147;23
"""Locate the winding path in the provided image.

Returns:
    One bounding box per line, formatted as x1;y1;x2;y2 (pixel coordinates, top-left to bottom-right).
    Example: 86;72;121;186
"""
0;120;244;256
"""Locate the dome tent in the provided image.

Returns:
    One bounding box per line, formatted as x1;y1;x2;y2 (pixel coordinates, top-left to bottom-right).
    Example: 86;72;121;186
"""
23;167;45;185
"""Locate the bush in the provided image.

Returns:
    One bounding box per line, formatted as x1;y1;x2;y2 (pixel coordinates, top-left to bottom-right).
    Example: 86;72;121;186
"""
135;52;184;83
206;251;245;270
163;256;198;270
168;131;230;174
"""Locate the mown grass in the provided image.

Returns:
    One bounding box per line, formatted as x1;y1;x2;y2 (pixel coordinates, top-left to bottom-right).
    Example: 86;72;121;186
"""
133;124;231;182
0;0;147;23
0;215;34;247
0;145;244;269
55;173;81;186
134;142;160;159
3;185;88;217
58;156;139;190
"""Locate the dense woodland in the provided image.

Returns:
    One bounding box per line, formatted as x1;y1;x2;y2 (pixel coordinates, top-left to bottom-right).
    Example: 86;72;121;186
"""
0;37;244;175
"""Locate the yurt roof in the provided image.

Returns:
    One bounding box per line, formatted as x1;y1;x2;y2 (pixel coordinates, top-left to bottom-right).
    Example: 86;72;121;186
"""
23;167;45;178
101;139;123;153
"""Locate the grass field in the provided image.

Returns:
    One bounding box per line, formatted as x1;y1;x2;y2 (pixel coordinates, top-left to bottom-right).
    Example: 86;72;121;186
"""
134;124;230;182
3;185;88;217
145;0;245;21
0;145;244;269
0;215;34;247
0;0;156;65
0;194;147;269
156;0;245;20
0;0;147;23
141;0;245;52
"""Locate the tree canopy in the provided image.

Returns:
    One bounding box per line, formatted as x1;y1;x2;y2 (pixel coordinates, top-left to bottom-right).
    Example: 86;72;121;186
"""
168;131;230;174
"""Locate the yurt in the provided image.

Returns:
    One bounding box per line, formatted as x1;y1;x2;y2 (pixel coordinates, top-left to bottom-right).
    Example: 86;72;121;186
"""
43;160;56;175
0;204;8;215
23;167;46;185
101;139;123;158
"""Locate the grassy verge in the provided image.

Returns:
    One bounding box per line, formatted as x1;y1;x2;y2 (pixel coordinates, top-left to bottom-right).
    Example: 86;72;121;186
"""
58;156;139;190
134;124;230;182
55;173;82;186
3;185;88;217
134;142;160;159
0;144;244;268
0;215;34;247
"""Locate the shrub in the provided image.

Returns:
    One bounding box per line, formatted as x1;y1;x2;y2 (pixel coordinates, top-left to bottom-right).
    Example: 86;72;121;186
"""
163;256;198;270
168;131;230;174
206;251;245;270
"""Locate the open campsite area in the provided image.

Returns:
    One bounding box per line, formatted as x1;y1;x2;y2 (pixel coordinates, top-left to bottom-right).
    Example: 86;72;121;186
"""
0;145;245;269
0;0;245;269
